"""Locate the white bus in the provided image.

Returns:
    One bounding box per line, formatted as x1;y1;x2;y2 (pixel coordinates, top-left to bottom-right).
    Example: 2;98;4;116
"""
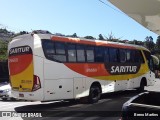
8;32;158;103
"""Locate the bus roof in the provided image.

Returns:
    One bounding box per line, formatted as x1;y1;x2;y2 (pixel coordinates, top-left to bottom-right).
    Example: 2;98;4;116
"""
11;33;149;52
38;33;149;51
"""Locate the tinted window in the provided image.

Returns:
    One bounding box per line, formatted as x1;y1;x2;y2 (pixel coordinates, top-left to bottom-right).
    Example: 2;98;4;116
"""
143;50;151;61
109;48;119;62
119;49;126;63
55;42;65;54
95;47;104;62
86;46;94;62
104;48;109;62
54;42;66;62
68;44;76;62
134;50;144;63
42;40;67;62
53;55;66;62
77;45;85;62
42;40;55;60
126;50;132;62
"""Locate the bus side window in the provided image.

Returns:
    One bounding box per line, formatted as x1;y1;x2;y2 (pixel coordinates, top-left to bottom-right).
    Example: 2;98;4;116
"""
54;42;67;62
119;49;126;63
134;50;144;63
126;50;132;62
143;50;151;61
86;46;95;62
42;40;55;60
67;44;77;62
104;48;109;62
95;47;104;62
109;48;119;62
76;45;85;62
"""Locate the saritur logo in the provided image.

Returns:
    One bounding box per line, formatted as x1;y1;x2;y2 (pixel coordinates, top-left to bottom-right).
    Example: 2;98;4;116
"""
105;63;141;75
9;46;32;56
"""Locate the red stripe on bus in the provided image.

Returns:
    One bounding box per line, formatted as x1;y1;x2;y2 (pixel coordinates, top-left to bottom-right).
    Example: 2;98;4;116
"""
9;54;33;75
64;63;110;77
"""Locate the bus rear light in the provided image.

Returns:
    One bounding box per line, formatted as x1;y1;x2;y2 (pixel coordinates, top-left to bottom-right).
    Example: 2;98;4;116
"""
32;75;41;91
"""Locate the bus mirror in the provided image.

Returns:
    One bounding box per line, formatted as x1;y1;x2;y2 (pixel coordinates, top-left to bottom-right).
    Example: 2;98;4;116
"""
151;55;159;66
151;55;160;78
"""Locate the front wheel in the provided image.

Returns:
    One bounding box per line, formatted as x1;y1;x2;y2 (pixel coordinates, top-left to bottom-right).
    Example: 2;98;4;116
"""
88;86;101;104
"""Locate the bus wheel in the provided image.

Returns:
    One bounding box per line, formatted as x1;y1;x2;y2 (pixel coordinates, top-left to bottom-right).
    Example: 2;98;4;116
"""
137;80;145;92
1;98;7;101
88;86;101;103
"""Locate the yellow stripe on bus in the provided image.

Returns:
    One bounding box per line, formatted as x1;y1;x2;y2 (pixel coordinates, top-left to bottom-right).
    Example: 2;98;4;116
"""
10;62;34;92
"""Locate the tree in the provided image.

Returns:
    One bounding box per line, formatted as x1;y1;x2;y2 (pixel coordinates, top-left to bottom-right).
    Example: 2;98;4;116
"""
84;36;95;39
144;36;155;51
0;40;8;60
72;33;78;38
98;34;104;40
20;31;28;35
156;36;160;51
105;32;120;42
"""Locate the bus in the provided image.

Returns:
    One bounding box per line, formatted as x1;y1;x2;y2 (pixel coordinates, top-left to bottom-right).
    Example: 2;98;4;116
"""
8;32;158;103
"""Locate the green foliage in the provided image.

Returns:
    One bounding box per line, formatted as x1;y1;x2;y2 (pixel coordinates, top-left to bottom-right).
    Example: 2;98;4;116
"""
72;33;77;38
0;29;8;34
98;34;104;40
14;31;28;37
84;36;96;39
144;36;155;51
155;36;160;51
0;40;8;60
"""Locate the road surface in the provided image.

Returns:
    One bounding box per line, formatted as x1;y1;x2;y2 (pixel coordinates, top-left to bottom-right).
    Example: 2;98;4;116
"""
0;79;159;120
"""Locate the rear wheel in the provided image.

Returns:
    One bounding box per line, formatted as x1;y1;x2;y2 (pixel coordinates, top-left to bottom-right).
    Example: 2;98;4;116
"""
10;97;16;101
88;86;101;103
1;98;7;101
137;80;145;92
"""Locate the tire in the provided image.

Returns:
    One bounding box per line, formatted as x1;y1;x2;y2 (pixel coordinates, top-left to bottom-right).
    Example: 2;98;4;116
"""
137;80;145;92
88;86;101;104
1;98;7;101
10;97;16;101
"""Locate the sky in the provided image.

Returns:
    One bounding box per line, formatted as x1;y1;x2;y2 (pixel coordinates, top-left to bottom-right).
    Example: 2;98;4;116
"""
0;0;158;42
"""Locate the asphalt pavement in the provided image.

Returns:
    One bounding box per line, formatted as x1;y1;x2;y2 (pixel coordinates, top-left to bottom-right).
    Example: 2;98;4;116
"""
145;78;160;91
0;79;160;120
